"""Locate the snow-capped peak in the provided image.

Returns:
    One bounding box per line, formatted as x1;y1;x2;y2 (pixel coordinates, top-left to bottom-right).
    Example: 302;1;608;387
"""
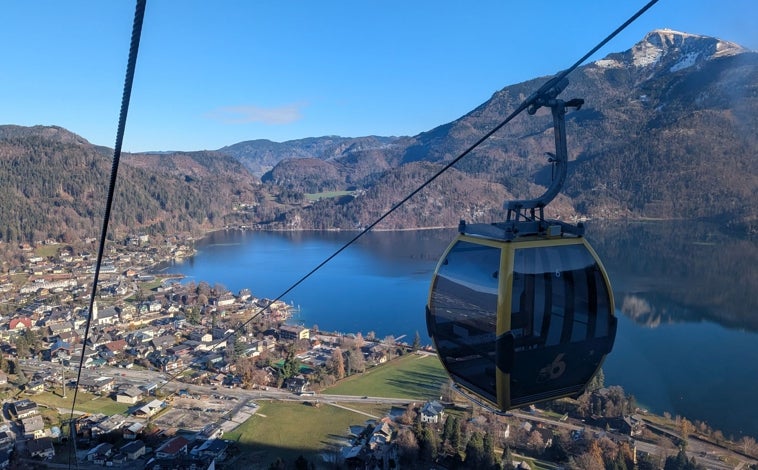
594;29;747;72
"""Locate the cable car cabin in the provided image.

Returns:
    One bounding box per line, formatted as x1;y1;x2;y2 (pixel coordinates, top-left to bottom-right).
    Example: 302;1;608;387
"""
426;223;616;411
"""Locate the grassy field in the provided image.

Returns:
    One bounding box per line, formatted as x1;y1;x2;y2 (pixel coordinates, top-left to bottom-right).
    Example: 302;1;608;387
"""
304;190;354;202
324;353;448;400
32;391;130;416
34;244;60;258
223;353;448;468
224;400;381;467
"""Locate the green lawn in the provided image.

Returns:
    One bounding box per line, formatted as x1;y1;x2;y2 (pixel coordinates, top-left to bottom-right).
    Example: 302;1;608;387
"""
304;190;354;202
32;391;130;416
221;354;448;468
224;400;374;467
324;353;448;400
34;244;60;258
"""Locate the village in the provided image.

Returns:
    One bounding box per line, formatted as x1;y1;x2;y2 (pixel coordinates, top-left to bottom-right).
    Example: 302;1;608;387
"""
0;234;427;469
1;236;758;470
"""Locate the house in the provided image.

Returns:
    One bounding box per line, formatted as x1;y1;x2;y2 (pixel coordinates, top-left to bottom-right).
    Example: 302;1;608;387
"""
78;376;114;395
130;329;155;344
156;435;190;459
47;321;73;338
116;387;143;404
284;376;309;394
43;339;71;362
94;305;120;326
197;424;223;441
121;439;146;460
27;437;55;459
91;415;125;438
279;324;309;341
151;335;176;351
140;382;158;395
189;331;213;343
24;379;45;394
8;317;32;331
194;438;229;460
616;415;645;436
211;293;235;307
21;415;45;439
87;442;114;461
134;399;165;417
157;355;183;372
122;422;144;440
103;339;128;355
10;399;38;419
368;421;393;449
167;343;192;357
419;400;445;424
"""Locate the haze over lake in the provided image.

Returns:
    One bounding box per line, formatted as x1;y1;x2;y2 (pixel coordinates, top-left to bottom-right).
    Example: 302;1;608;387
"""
164;222;758;439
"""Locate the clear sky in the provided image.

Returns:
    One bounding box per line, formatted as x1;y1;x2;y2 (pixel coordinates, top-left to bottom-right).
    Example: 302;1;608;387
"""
2;0;756;152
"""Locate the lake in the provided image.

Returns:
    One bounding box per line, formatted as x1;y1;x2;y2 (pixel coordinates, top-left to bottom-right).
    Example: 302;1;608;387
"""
164;221;758;439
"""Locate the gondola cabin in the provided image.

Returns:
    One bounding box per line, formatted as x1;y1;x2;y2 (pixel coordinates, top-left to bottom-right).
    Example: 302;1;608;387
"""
427;222;616;411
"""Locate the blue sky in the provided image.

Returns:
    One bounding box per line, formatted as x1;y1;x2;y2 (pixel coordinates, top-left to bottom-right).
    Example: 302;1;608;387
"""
2;1;756;152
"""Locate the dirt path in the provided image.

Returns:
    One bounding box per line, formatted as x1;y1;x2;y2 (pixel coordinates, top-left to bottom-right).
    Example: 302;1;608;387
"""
326;402;380;419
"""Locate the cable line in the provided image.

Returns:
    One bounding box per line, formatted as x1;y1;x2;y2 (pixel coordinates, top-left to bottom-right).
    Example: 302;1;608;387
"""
68;0;146;467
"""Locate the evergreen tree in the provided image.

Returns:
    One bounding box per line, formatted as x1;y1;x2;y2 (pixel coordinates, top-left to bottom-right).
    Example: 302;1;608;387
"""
412;331;422;351
442;415;454;443
464;432;485;467
419;425;439;462
280;349;300;379
502;444;515;470
450;416;462;453
482;432;497;468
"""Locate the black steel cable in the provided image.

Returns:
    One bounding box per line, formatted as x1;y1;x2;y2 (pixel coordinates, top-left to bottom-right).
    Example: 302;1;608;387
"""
155;0;660;394
68;0;146;467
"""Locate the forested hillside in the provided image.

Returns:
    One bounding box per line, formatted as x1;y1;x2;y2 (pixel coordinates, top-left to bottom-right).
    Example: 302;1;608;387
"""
0;126;265;245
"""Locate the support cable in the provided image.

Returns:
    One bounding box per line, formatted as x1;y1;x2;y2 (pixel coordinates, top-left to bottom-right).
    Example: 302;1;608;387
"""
68;1;146;467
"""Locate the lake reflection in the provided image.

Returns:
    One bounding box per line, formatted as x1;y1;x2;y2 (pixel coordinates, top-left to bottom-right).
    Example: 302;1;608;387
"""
165;222;757;438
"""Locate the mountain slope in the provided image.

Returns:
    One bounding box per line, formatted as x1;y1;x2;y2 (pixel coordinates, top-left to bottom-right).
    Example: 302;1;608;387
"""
0;126;264;244
224;29;756;232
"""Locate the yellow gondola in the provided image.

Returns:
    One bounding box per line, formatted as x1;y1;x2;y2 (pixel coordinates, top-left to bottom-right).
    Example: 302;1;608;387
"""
426;80;617;411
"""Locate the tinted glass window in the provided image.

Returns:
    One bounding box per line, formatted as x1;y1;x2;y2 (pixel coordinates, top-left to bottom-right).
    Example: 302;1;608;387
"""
511;242;611;348
508;241;614;405
429;241;500;404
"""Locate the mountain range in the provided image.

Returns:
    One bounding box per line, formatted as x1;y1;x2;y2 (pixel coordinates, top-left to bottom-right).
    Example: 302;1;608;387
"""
0;29;755;250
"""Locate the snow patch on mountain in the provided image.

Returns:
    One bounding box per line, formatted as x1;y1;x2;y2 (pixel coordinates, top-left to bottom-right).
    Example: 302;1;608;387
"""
670;51;700;72
595;58;623;69
632;40;663;67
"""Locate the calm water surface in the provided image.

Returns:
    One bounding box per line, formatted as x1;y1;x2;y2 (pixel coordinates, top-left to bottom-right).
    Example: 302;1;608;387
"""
164;222;758;439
